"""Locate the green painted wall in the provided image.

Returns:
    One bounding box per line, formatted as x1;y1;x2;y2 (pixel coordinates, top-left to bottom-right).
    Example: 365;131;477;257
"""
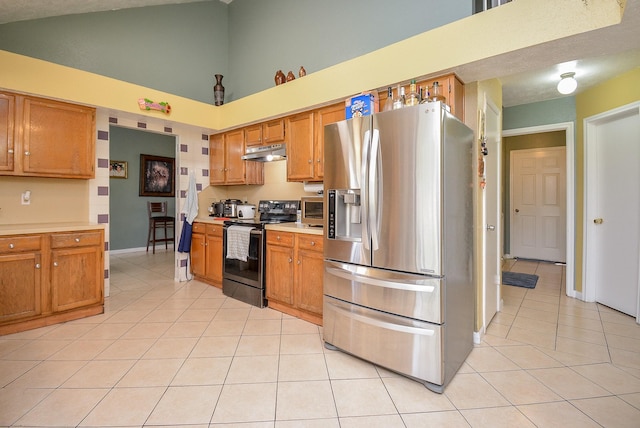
503;97;576;130
0;0;471;103
109;126;176;251
0;2;229;104
226;0;472;99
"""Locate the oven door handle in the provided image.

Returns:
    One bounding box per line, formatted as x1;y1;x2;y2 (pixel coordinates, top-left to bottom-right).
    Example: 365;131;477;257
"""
250;230;263;236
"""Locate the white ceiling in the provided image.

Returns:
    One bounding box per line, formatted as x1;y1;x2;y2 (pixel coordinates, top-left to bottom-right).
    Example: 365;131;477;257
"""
0;0;638;107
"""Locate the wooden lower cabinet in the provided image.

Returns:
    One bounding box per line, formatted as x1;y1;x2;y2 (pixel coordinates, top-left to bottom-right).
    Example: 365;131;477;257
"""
50;231;103;312
0;229;104;336
266;231;323;325
190;222;223;287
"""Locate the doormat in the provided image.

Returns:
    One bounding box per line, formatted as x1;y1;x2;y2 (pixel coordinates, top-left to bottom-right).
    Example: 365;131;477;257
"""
502;271;538;289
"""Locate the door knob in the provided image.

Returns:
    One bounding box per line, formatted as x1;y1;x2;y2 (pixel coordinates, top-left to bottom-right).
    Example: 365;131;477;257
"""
593;218;604;224
514;209;520;213
486;224;496;231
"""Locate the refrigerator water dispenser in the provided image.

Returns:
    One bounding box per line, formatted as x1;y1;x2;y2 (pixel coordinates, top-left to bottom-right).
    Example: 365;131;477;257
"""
327;189;361;241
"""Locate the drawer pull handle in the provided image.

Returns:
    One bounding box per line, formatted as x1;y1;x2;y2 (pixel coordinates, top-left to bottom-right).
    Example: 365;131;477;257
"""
75;238;80;242
297;260;301;265
8;149;13;154
9;243;14;249
311;241;316;246
25;151;30;156
53;262;58;267
288;258;292;263
277;236;281;240
35;263;41;269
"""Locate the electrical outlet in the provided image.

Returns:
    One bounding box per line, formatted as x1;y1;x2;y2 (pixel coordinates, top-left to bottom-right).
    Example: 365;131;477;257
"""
21;191;31;205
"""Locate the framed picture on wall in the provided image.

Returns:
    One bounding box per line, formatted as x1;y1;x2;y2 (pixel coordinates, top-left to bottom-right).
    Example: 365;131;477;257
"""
139;154;175;197
109;160;128;178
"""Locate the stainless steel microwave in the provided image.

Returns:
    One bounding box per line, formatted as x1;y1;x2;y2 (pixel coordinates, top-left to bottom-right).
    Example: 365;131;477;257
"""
301;196;323;226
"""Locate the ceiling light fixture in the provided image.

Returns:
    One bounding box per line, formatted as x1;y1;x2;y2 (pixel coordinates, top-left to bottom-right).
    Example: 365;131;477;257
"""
557;72;577;95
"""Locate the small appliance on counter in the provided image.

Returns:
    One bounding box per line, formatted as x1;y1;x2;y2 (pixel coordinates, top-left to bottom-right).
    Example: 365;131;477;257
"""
237;204;256;219
223;199;242;218
209;200;226;217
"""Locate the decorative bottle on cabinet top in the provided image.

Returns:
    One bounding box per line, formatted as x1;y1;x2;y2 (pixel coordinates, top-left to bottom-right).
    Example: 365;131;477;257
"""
214;74;224;106
382;87;393;112
404;79;420;106
275;70;286;85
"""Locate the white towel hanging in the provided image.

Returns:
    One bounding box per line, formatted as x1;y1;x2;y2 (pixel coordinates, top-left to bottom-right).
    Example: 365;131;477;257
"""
226;225;254;262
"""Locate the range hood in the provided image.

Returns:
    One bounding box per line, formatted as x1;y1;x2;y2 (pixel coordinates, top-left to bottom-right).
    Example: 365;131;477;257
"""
241;144;287;162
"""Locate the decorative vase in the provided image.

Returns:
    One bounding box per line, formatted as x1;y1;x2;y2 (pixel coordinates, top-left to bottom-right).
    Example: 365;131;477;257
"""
214;74;225;106
286;71;295;82
275;70;285;85
298;66;306;77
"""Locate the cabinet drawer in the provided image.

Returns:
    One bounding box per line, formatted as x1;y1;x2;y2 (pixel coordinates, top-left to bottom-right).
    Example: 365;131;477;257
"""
297;234;323;251
266;231;294;246
51;231;102;249
192;222;206;234
206;224;223;236
0;235;42;253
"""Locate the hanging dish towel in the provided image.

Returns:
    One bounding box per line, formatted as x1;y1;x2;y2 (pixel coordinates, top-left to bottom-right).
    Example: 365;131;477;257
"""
226;225;254;262
178;171;199;253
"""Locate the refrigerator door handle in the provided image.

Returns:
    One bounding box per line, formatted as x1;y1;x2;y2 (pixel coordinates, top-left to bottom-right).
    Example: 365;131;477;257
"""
369;129;380;251
326;297;436;336
361;129;371;250
325;266;436;293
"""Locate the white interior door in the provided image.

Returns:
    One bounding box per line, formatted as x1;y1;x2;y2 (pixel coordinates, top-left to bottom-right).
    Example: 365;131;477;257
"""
585;103;640;319
484;99;501;327
510;147;566;262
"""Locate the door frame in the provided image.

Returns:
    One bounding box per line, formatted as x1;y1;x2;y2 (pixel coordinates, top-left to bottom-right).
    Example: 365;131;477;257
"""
502;122;575;297
583;101;640;321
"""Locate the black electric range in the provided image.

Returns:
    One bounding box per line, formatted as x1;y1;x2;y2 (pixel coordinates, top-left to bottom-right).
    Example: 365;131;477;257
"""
222;200;300;307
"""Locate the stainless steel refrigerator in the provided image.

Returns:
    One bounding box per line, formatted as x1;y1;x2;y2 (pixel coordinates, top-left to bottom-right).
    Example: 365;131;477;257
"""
323;102;474;393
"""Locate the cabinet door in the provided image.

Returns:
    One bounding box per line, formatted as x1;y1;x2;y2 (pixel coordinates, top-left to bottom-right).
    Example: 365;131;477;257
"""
191;232;206;277
210;133;225;185
0;252;42;323
22;96;95;178
51;246;103;312
315;103;345;180
266;244;294;305
295;235;324;316
206;225;224;285
0;93;15;172
224;129;246;184
263;119;285;144
245;124;262;147
286;112;315;181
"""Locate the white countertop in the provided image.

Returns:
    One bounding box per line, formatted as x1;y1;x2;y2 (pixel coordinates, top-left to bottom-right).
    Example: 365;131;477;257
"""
0;222;105;236
265;223;324;236
194;217;324;236
193;217;227;226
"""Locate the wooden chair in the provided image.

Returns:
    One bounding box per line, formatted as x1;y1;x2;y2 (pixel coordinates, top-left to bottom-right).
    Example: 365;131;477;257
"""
146;201;175;253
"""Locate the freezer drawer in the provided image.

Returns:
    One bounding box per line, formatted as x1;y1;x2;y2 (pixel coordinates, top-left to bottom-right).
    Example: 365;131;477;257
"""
323;296;443;387
324;260;443;324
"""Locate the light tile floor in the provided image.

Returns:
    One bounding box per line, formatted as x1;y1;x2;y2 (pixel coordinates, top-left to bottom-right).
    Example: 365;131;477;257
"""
1;252;639;427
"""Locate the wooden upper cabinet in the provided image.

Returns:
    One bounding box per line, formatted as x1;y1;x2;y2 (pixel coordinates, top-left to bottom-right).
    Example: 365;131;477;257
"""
209;129;263;186
286;112;315;182
377;73;464;121
224;129;246;184
0;93;15;172
0;92;96;179
245;119;285;147
314;103;345;180
209;133;225;184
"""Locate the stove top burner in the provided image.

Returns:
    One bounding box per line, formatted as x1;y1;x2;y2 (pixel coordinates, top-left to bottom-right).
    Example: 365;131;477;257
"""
223;200;300;228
